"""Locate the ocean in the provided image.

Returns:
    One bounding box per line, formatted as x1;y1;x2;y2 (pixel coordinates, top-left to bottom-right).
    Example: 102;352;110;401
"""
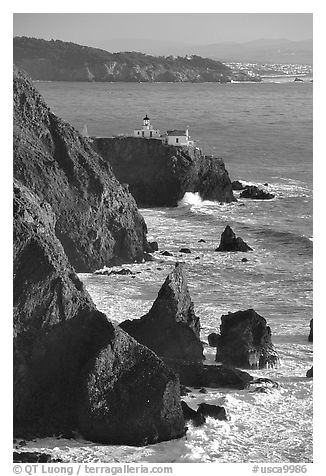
26;79;313;463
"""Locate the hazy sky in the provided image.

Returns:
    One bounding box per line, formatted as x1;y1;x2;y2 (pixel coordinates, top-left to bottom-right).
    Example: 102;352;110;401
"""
13;13;312;45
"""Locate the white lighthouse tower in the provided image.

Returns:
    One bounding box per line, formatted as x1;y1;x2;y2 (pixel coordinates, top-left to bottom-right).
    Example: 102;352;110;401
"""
133;115;161;139
143;114;150;129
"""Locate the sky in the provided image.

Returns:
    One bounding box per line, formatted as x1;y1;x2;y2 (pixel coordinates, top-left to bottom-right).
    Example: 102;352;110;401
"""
13;13;312;46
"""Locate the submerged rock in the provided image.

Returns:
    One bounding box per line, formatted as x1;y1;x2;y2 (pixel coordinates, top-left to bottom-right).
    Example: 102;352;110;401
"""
94;268;133;276
216;309;279;369
179;248;191;254
92;137;236;207
308;319;313;342
215;225;253;252
165;359;253;389
13;66;150;272
120;263;204;362
199;387;208;394
250;387;269;394
13;180;185;444
250;377;279;389
240;185;275;200
161;250;173;256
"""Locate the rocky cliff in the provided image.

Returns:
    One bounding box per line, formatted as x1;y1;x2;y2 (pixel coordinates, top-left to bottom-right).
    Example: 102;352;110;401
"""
13;66;150;272
13;37;260;82
13;179;185;444
92;137;235;207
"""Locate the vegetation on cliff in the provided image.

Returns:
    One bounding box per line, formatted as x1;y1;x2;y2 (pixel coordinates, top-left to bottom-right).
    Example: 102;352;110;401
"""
13;36;260;82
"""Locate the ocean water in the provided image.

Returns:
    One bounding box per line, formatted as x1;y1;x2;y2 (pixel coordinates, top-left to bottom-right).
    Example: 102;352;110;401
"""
25;80;312;463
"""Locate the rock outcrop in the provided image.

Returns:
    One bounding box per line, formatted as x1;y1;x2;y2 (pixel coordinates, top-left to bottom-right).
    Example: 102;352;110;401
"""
94;268;133;276
231;180;245;190
181;401;228;425
249;377;279;389
181;402;206;427
208;332;219;347
120;263;204;362
197;403;228;421
165;359;253;389
13;37;260;83
148;241;159;252
13;66;150;272
179;248;191;254
215;225;253;252
13;452;62;463
240;185;275;200
308;318;313;342
215;309;279;369
306;367;313;378
92;137;236;207
13;179;185;444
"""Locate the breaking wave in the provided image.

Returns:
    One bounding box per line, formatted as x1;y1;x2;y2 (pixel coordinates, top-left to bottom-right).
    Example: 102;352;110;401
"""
178;192;203;207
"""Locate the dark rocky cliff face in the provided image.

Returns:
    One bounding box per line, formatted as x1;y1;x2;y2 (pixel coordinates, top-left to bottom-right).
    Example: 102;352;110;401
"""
13;179;185;444
13;66;150;272
92;137;235;207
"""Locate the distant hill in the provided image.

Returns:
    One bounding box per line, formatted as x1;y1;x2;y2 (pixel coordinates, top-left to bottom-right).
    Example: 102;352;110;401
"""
87;37;313;65
13;36;260;82
193;38;313;65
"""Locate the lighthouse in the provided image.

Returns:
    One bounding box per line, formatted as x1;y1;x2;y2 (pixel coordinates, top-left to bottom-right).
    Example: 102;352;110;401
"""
133;115;161;139
143;114;150;129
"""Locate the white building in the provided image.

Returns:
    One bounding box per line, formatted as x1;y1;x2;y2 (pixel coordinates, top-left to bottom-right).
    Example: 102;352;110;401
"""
133;115;161;139
164;129;194;147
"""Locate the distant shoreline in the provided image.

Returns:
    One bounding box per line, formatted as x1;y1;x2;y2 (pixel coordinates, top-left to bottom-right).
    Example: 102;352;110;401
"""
33;78;313;84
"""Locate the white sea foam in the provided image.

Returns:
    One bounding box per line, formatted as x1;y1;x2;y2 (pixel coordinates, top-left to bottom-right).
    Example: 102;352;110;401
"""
177;192;218;208
178;192;203;207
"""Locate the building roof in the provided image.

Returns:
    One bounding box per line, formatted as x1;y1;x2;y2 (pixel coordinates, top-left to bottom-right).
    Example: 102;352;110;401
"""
143;115;150;121
166;130;187;136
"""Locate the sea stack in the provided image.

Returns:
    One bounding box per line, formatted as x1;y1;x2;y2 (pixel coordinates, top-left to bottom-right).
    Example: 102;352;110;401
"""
308;318;313;342
215;309;279;369
215;225;253;252
120;263;204;362
120;264;256;389
306;367;313;378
